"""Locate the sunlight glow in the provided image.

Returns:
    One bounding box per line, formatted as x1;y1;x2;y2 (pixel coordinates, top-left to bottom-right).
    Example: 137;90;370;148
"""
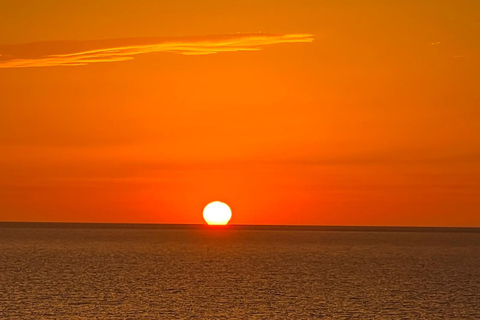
203;201;232;225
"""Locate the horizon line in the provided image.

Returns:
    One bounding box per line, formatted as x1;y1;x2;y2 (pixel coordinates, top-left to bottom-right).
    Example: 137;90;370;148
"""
1;221;479;232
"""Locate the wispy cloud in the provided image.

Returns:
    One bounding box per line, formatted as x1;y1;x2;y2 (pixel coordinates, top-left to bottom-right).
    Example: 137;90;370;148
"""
0;33;313;68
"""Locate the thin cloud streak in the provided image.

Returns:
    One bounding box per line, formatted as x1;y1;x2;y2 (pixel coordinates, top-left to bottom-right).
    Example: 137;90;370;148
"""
0;33;313;68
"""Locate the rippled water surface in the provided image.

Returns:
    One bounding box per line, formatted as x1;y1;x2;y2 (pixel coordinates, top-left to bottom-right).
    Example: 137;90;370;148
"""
1;225;479;319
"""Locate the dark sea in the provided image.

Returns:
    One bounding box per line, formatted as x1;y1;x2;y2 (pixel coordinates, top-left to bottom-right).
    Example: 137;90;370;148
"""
1;223;479;319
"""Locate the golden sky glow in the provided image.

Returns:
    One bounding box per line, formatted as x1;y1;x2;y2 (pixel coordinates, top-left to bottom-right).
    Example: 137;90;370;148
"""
0;0;479;226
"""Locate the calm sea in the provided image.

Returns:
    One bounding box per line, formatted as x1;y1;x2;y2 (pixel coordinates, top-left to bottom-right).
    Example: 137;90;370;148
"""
1;223;479;319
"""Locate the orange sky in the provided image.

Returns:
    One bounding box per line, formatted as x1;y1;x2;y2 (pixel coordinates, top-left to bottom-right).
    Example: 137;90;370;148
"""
1;0;479;226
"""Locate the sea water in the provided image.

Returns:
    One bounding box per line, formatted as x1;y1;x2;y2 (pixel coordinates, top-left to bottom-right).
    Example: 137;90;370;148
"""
1;224;479;319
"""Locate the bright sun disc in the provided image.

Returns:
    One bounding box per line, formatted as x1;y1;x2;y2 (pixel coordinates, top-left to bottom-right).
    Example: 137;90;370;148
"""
203;201;232;225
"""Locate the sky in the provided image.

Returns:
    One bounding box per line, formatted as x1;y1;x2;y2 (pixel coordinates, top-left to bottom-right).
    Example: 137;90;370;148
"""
0;0;479;226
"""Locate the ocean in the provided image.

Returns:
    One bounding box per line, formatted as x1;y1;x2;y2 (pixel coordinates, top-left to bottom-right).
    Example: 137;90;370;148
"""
1;223;479;319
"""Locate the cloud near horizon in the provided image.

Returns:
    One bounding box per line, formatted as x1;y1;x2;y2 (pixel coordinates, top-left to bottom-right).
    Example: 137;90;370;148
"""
0;33;313;68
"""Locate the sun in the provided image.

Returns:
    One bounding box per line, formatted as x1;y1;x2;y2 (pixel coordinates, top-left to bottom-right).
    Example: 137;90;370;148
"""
203;201;232;225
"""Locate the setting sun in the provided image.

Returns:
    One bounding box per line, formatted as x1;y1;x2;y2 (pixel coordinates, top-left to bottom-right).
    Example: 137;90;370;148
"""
203;201;232;225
